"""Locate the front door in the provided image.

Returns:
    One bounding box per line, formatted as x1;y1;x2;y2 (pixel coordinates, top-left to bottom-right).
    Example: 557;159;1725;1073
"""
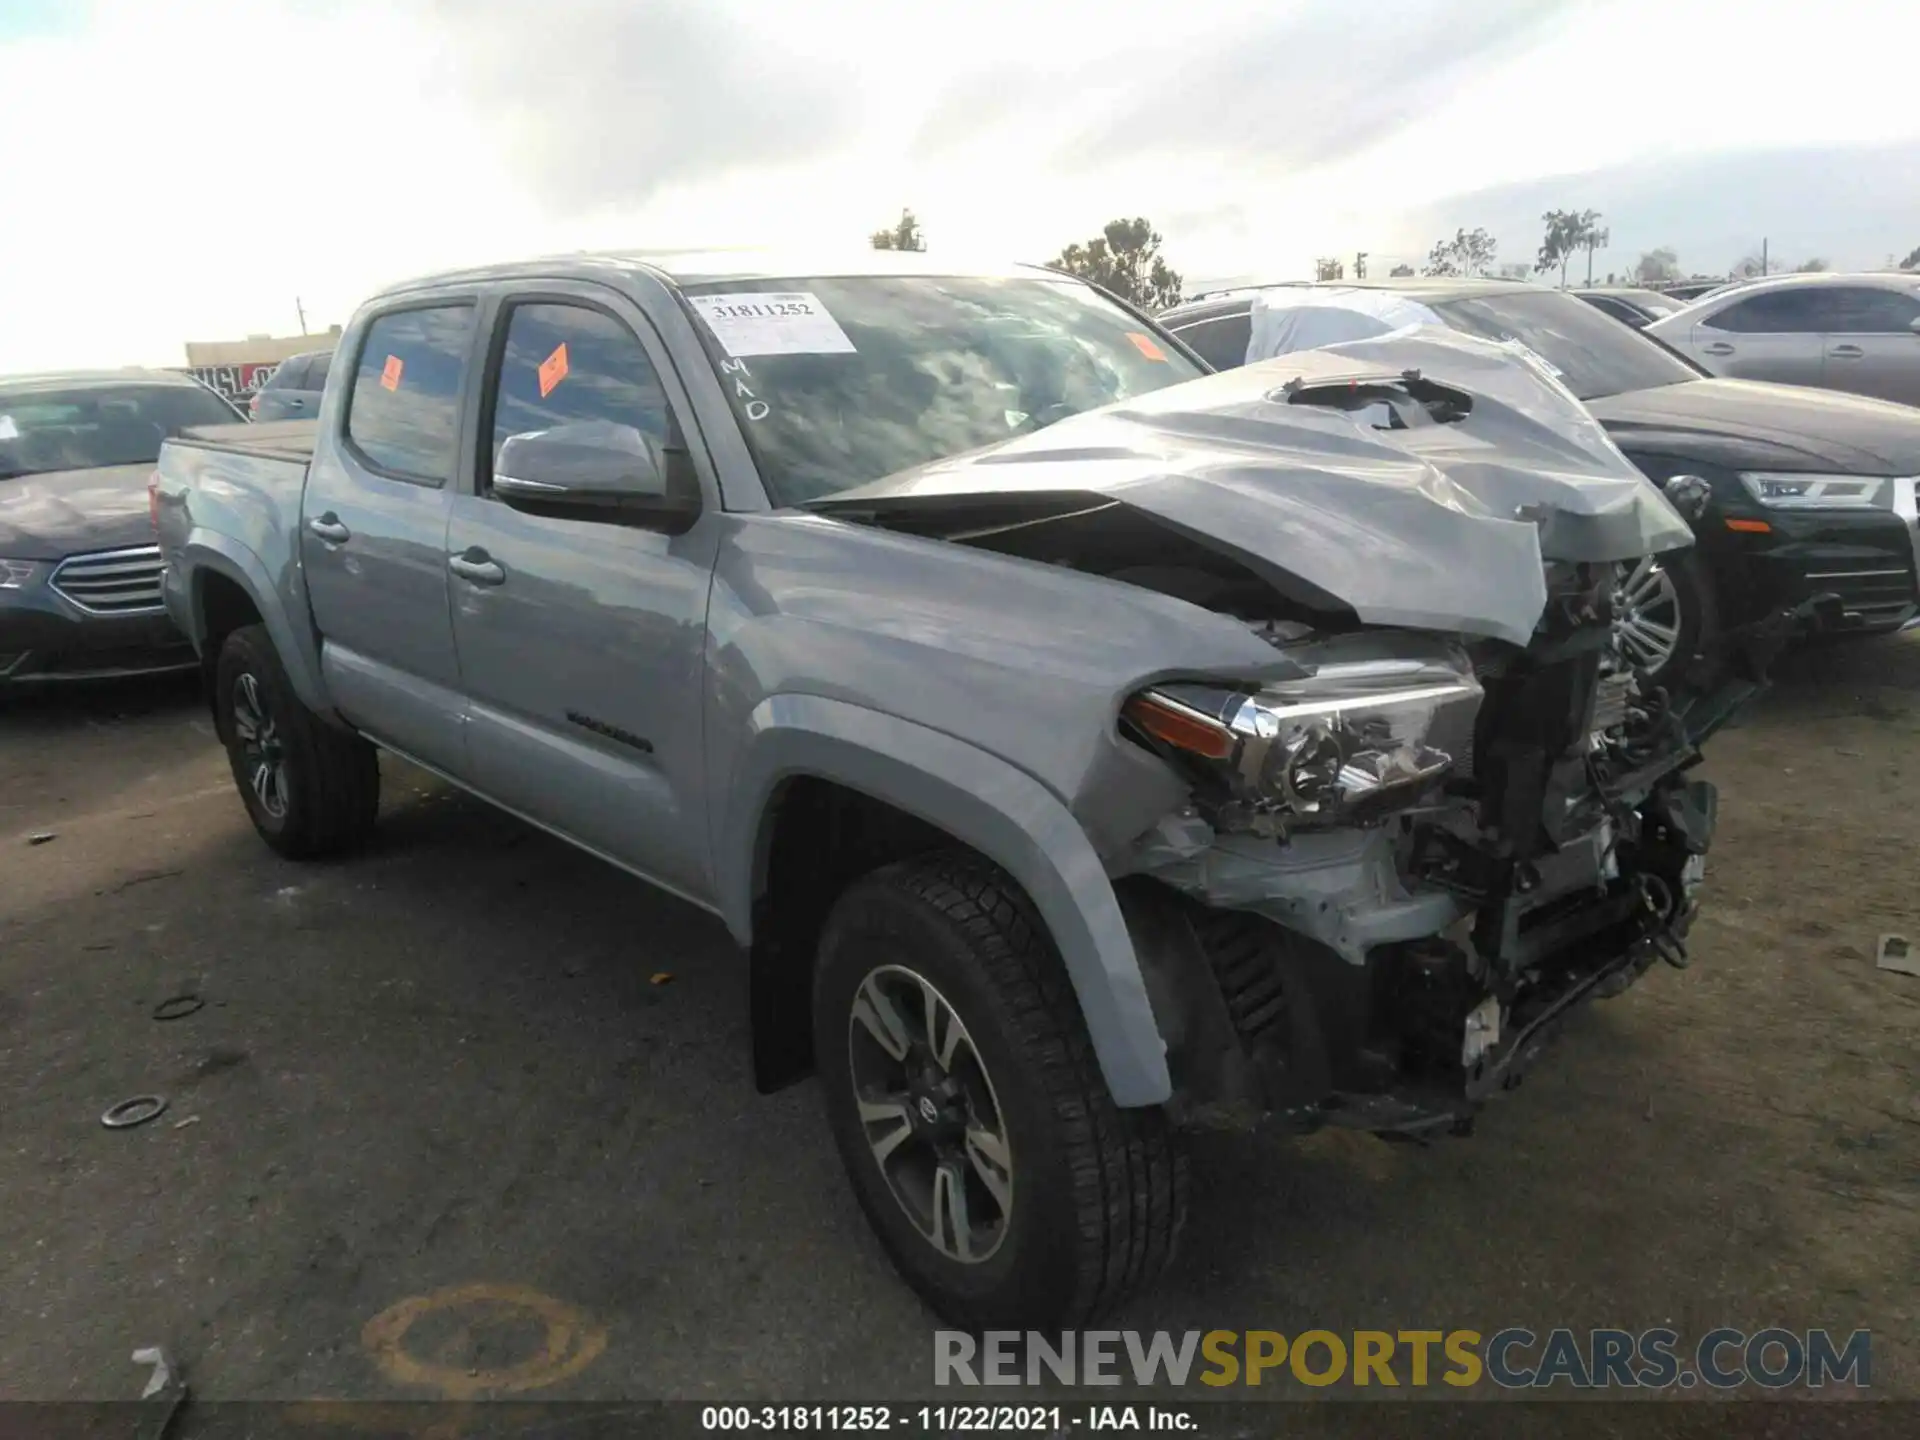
1820;285;1920;406
300;301;478;775
445;292;720;905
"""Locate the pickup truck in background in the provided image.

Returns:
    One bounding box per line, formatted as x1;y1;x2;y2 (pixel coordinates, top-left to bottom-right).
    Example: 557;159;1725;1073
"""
155;250;1771;1327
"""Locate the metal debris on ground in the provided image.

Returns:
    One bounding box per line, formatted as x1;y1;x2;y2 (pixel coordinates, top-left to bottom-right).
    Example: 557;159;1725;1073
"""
132;1346;176;1400
173;1116;200;1130
101;1095;169;1129
131;1345;188;1440
1877;934;1919;978
28;832;56;845
152;994;205;1022
650;972;675;986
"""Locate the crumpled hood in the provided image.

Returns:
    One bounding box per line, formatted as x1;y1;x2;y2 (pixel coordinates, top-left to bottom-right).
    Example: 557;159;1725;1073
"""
810;327;1693;647
0;463;156;561
1586;377;1920;474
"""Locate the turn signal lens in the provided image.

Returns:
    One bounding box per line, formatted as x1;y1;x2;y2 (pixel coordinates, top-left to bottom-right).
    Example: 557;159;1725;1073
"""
1122;692;1235;760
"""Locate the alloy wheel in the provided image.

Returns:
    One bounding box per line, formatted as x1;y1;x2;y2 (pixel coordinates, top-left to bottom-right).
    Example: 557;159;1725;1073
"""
846;964;1014;1264
230;671;290;819
1612;556;1684;675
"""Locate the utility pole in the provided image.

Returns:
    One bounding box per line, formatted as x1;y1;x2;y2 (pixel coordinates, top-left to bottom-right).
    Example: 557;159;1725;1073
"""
295;297;309;335
1354;251;1368;280
1760;238;1768;276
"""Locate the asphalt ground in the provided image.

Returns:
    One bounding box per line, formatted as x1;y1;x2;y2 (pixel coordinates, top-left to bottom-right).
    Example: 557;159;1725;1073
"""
1;635;1915;1426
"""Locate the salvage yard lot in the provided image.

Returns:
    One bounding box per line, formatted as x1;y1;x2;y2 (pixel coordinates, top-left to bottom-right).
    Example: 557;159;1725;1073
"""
2;638;1917;1405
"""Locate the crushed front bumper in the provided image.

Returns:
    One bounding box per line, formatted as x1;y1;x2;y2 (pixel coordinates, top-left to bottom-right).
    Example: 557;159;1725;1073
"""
1124;762;1720;1140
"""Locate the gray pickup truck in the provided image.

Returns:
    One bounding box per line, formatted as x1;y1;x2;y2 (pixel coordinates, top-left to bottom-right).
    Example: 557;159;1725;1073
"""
155;250;1765;1328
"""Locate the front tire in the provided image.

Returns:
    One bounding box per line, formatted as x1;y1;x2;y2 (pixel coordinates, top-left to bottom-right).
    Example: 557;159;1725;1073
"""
813;852;1187;1330
1614;549;1716;692
213;624;379;859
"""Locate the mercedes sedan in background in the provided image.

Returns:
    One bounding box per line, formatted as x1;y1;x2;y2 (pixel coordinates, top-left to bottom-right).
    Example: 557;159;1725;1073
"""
2;369;244;683
1647;272;1920;408
1159;280;1920;687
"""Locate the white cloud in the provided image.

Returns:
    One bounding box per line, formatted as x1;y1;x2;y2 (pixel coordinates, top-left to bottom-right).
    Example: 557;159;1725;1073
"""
3;0;1918;373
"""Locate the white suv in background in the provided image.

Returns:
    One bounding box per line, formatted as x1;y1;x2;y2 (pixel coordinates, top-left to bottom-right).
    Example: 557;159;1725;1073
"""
1648;273;1920;407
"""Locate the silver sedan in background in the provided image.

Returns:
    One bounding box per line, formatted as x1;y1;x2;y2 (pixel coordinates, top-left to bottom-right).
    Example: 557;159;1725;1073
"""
1648;272;1920;407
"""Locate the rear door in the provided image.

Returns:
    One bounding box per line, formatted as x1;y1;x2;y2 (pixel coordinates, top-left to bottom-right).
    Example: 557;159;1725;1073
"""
301;300;479;775
277;357;319;418
252;358;303;420
1820;285;1920;405
445;286;722;904
1688;289;1828;387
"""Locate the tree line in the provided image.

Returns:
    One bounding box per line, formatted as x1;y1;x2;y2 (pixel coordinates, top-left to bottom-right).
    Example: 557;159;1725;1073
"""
870;206;1920;309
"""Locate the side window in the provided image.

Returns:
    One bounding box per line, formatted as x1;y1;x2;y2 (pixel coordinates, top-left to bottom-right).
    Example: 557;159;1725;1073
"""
263;358;302;390
485;302;673;489
1823;287;1920;334
1170;313;1252;371
1704;290;1824;334
345;305;476;482
309;352;333;389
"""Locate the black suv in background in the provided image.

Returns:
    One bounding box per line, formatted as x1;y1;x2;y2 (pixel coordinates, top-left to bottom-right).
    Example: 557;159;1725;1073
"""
249;349;332;421
1160;280;1920;687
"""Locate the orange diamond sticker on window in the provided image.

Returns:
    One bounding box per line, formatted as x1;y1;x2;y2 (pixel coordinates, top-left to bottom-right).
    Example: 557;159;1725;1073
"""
538;342;570;398
380;355;404;391
1125;331;1167;362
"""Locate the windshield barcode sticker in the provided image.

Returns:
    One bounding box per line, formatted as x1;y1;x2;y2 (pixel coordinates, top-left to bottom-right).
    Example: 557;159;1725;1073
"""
689;292;856;358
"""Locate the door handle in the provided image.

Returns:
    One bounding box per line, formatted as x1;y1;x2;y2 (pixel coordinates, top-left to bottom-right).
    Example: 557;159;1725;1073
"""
1703;342;1735;356
1829;344;1865;359
448;548;506;587
307;513;350;544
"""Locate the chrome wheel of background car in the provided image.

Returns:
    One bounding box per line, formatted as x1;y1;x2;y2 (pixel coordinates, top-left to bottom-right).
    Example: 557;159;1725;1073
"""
846;964;1013;1265
1612;557;1683;675
229;672;289;820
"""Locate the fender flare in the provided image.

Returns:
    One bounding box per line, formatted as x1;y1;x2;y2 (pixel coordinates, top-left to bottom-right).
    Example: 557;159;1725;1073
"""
179;535;330;714
716;693;1173;1107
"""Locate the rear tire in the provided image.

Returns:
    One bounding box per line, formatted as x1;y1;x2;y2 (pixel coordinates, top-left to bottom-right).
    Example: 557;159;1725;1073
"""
213;624;379;859
813;851;1187;1330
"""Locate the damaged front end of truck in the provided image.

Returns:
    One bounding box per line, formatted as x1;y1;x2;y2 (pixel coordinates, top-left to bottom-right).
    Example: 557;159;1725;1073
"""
814;326;1794;1138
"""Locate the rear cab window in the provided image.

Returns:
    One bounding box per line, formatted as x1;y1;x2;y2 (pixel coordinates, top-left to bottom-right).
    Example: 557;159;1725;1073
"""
344;306;476;483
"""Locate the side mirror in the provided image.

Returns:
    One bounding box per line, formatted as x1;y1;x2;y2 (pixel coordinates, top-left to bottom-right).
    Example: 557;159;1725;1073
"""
494;421;701;533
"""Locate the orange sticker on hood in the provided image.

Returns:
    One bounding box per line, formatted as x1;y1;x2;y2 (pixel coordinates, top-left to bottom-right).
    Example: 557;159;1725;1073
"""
1126;331;1167;361
538;342;570;398
380;355;404;391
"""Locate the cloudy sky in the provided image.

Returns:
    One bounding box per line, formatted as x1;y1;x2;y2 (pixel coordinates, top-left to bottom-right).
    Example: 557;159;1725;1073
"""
3;0;1919;372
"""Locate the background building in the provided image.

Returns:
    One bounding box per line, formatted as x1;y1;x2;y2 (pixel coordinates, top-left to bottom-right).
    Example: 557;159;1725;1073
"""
180;325;341;405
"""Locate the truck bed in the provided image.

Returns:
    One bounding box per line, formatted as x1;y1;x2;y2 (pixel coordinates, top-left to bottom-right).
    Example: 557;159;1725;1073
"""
171;418;317;463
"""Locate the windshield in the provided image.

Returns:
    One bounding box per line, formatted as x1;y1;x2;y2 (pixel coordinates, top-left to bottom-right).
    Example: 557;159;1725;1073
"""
680;275;1204;505
1431;290;1704;400
0;383;241;480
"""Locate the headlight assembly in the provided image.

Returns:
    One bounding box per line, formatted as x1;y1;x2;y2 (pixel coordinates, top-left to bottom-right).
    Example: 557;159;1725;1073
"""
0;558;46;589
1122;641;1483;834
1737;473;1886;510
